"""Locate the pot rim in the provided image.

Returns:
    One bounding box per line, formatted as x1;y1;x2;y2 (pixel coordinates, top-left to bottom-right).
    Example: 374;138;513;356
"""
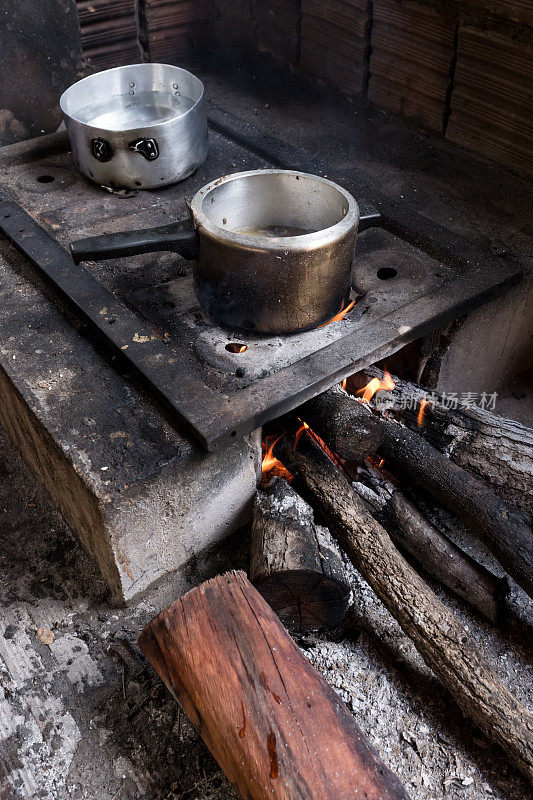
190;169;360;251
59;63;204;134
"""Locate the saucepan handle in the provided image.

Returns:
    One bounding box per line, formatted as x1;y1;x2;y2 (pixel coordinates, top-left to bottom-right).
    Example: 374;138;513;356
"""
358;209;382;232
70;219;199;264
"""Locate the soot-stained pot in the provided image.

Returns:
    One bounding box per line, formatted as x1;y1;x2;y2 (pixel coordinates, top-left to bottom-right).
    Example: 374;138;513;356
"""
70;170;378;334
60;63;208;190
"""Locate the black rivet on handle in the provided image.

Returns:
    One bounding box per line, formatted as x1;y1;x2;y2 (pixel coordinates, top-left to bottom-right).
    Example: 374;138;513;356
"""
129;138;159;161
91;138;113;162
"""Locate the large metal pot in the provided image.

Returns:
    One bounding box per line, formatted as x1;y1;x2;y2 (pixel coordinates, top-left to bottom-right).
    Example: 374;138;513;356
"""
70;169;373;334
60;64;208;190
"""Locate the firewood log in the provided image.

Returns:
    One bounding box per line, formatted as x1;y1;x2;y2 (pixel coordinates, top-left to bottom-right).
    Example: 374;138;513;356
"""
299;387;533;598
138;570;410;800
283;431;533;783
250;477;350;632
352;465;508;624
361;366;533;515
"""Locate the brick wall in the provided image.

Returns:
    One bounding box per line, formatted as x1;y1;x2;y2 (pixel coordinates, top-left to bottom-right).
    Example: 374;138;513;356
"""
211;0;533;176
76;0;140;69
254;0;301;63
76;0;214;69
143;0;213;63
76;0;533;177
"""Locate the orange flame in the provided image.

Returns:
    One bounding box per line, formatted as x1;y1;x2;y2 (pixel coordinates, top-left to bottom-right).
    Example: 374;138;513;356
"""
317;299;355;328
261;434;292;486
341;378;348;390
294;420;351;478
357;370;395;403
417;397;428;427
295;420;309;449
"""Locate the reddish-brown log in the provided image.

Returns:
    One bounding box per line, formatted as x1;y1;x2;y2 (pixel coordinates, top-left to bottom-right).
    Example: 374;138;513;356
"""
139;570;410;800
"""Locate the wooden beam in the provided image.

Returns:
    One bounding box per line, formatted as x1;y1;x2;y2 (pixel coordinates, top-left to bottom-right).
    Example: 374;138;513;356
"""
139;570;410;800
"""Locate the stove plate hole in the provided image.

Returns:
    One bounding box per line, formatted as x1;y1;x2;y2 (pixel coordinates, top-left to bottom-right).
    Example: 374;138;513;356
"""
377;267;398;280
226;342;247;354
37;175;55;183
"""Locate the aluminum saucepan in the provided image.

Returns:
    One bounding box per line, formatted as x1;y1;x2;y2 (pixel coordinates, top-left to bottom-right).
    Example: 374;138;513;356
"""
60;63;208;190
70;169;377;334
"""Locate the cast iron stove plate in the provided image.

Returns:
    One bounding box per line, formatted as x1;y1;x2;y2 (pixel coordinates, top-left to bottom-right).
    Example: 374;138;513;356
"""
0;119;524;451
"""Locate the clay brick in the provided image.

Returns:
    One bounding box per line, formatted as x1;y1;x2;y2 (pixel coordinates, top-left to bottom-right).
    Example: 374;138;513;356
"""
253;0;301;64
368;0;456;131
446;26;533;176
300;0;369;95
76;0;140;69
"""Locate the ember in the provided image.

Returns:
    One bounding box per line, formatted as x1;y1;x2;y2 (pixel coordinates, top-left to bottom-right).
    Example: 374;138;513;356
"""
226;342;248;353
367;454;385;471
417;397;428;426
294;420;310;449
295;420;352;478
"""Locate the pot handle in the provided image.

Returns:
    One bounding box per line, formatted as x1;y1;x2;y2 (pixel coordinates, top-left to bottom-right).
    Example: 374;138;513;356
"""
70;220;199;264
358;209;381;232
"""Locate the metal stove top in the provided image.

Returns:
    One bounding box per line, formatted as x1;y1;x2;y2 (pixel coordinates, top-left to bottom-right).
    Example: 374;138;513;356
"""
0;112;524;450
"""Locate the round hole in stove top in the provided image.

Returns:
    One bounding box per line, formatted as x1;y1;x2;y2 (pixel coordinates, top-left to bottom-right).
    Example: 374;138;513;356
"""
226;343;248;354
377;267;398;280
37;175;55;184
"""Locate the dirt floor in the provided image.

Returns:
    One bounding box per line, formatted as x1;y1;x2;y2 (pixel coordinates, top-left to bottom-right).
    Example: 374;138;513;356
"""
1;415;532;800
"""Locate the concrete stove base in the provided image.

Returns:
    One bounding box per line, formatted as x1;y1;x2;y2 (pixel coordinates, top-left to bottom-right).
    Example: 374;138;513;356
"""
0;242;260;603
0;126;272;602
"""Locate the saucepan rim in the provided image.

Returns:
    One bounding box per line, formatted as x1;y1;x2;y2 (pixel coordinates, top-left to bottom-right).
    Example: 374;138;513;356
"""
59;63;205;134
189;169;360;252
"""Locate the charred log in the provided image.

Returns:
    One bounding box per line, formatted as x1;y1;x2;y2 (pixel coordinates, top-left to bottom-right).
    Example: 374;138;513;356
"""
250;477;350;632
139;570;410;800
299;387;533;598
284;431;533;782
353;465;508;624
361;366;533;515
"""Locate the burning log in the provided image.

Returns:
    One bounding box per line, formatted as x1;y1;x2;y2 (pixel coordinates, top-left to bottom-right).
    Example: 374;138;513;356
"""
353;465;508;624
299;387;533;598
361;366;533;515
250;477;350;632
283;430;533;782
138;570;410;800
